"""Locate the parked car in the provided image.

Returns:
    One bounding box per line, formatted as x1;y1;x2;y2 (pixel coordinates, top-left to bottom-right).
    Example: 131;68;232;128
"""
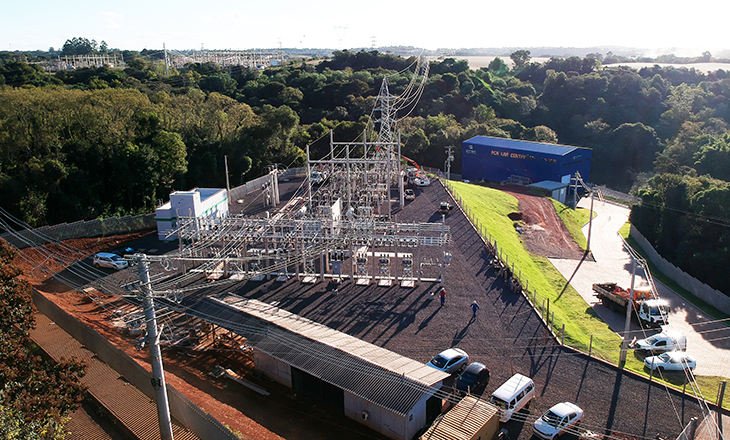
93;252;129;270
110;246;136;257
438;202;452;214
404;188;415;201
310;170;329;185
644;351;696;372
633;329;687;354
533;402;584;440
414;176;430;187
426;348;469;374
489;373;535;422
456;362;490;394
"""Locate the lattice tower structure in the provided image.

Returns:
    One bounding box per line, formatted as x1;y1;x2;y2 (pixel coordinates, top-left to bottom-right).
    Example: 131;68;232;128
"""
307;130;401;222
168;49;282;69
167;213;450;284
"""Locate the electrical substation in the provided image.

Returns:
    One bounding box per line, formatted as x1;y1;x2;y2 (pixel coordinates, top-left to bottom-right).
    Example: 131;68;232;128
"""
163;56;451;291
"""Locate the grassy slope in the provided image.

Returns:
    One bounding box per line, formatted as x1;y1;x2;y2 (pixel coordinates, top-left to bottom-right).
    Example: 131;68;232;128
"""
448;181;729;406
448;181;623;362
550;199;592;250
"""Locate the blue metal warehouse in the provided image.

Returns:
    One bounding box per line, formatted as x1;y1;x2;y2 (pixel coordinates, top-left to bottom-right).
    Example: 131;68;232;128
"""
461;136;592;185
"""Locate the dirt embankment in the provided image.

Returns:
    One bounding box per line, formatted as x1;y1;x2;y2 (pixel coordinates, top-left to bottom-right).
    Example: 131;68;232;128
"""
502;189;586;260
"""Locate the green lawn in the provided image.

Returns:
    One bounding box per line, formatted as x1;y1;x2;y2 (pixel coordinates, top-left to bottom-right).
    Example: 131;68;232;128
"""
446;181;730;407
550;199;593;250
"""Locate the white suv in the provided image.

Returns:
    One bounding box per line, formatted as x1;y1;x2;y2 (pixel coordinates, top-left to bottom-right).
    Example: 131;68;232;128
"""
93;252;129;270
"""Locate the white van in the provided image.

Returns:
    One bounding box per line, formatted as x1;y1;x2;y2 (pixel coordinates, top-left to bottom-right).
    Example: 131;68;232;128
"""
489;373;535;422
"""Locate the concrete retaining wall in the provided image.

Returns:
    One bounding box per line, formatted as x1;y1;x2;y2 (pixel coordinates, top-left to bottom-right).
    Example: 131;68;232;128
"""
228;167;306;202
630;225;730;314
1;214;155;250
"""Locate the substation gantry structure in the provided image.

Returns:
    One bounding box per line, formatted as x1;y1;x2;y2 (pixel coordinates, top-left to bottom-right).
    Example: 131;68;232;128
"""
169;56;451;287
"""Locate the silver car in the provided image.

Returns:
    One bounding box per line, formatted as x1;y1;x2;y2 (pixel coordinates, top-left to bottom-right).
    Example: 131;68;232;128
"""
426;348;469;374
93;252;129;270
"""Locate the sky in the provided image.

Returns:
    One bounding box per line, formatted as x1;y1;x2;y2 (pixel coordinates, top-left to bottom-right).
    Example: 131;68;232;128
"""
3;0;729;56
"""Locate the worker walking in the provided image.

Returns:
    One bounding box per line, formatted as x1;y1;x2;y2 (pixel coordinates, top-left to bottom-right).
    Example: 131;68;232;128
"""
470;301;480;319
439;287;446;307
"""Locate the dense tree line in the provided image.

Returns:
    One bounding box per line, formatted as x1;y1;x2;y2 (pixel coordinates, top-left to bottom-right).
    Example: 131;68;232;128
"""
1;48;730;292
0;241;87;438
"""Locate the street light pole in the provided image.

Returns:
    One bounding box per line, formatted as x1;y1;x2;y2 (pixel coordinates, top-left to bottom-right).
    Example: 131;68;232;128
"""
586;188;594;253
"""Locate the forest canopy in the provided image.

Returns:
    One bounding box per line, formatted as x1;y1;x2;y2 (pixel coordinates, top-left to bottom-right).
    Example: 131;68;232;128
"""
1;48;729;291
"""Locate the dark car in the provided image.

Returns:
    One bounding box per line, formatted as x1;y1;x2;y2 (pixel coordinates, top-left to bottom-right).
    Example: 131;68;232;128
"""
456;362;490;394
110;246;136;257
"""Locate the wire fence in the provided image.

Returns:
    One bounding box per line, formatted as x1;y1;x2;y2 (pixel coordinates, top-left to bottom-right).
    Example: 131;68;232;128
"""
441;179;569;347
0;213;156;250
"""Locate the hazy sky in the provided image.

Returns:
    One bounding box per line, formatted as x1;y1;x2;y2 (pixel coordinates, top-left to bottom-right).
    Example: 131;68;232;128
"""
3;0;728;55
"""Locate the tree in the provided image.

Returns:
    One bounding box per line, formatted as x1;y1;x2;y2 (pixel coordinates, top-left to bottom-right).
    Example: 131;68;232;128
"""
0;241;87;432
510;50;531;70
488;57;508;75
61;37;98;56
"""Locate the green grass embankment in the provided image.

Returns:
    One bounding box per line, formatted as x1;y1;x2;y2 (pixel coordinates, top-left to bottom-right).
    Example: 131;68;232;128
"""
447;181;623;363
448;180;729;406
550;199;592;250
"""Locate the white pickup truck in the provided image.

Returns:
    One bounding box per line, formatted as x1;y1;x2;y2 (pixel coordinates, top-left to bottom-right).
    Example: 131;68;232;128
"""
632;329;687;354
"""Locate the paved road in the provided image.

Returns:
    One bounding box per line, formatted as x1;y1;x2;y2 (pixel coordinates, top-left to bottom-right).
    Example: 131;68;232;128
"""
549;197;730;377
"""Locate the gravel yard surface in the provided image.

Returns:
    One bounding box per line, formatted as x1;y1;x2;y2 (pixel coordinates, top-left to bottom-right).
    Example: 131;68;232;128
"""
205;179;706;440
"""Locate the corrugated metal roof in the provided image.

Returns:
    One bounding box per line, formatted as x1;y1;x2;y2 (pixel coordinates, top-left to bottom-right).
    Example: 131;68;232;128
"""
464;136;583;157
419;396;499;440
188;294;450;416
30;313;202;440
529;181;570;191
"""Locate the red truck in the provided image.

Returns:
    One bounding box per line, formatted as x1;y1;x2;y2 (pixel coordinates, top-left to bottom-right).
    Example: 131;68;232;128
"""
592;282;669;327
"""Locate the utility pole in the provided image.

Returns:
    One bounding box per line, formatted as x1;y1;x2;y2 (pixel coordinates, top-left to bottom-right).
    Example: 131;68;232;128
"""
224;155;231;212
138;255;174;440
586;187;594;253
163;43;169;77
444;146;454;180
619;259;637;368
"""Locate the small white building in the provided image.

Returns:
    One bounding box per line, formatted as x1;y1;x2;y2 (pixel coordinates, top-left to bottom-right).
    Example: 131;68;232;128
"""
528;180;570;204
155;188;228;241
